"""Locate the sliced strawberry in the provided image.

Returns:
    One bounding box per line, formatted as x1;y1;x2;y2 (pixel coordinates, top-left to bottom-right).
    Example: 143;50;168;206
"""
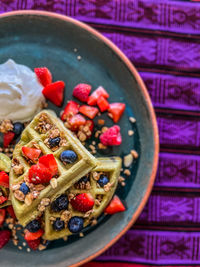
0;209;6;226
79;105;99;119
104;195;126;214
108;103;126;123
73;83;91;102
6;206;16;219
0;171;9;188
34;67;52;87
39;154;58;176
71;193;94;212
61;101;79;121
0;196;7;205
100;125;122;146
27;238;41;250
25;229;44;241
87;86;109;106
42;81;65;107
28;163;52;184
0;230;11;248
97;96;109;112
68;114;86;131
3;132;15;148
22;147;41;162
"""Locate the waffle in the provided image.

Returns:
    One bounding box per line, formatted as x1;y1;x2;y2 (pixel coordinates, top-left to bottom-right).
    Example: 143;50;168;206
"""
43;157;121;240
9;110;98;226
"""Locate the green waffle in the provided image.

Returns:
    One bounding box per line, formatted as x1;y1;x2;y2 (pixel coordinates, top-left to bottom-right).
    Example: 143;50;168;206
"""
43;157;121;240
0;153;11;208
9;110;98;226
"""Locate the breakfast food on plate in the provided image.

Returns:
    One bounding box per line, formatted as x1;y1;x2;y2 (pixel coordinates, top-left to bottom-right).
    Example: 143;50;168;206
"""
0;61;137;251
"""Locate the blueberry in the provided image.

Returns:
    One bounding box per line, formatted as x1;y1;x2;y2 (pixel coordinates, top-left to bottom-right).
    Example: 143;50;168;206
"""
13;122;24;138
51;194;68;212
97;175;109;187
19;183;30;195
53;218;65;231
78;176;89;184
49;137;61;148
60;150;77;164
26;219;41;233
68;216;84;233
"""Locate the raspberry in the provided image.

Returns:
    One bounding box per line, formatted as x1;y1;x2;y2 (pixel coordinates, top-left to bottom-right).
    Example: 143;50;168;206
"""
100;125;122;146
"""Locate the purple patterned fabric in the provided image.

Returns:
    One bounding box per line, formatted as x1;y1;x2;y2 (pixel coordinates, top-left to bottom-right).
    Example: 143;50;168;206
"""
1;0;200;265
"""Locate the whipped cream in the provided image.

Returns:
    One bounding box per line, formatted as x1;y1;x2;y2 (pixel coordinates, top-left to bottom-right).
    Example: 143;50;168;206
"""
0;59;45;123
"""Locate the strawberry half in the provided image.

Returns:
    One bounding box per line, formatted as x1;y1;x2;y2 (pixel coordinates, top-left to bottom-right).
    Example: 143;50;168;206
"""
73;83;91;102
6;206;16;219
3;132;15;148
70;193;95;212
79;105;99;119
22;147;41;162
97;96;109;112
25;229;44;241
39;154;58;176
28;163;52;184
108;103;126;123
27;238;41;251
61;101;79;121
0;171;9;188
0;230;11;249
42;81;65;107
104;195;126;214
34;67;52;87
67;114;86;131
87;86;109;106
100;125;122;146
0;209;6;226
0;196;7;205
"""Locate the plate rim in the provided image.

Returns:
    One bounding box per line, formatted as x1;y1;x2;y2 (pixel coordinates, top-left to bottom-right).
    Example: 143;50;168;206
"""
0;10;159;267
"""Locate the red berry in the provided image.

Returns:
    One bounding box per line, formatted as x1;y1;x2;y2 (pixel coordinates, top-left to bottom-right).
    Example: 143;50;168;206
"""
61;101;79;121
25;229;44;241
6;206;16;219
0;209;6;226
0;171;9;188
100;125;122;146
39;154;58;176
108;103;126;123
0;196;7;205
28;163;52;184
42;81;65;107
27;238;41;250
73;83;91;102
79;105;99;119
104;195;126;214
67;114;86;131
3;132;15;148
87;86;109;106
34;67;52;87
0;230;11;249
97;96;109;112
71;193;95;212
22;147;41;162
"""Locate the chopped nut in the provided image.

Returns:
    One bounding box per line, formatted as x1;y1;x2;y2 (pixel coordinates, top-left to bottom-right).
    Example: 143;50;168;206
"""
13;164;24;176
77;131;87;142
50;178;58;189
61;210;72;223
91;219;97;226
49;128;60;138
128;130;134;136
98;143;107;150
50;216;56;221
95;199;101;206
27;248;31;252
129;117;136;123
124;169;131;176
104;182;113;192
89;145;95;151
22;242;26;247
121;182;126;186
84;209;93;218
98;119;105;125
60;139;68;146
41;198;50;206
38;205;45;212
79;232;84;237
14;190;25;201
95;130;101;138
34;184;45;191
11;184;20;191
92;141;96;145
118;176;125;183
25;193;34;206
63;236;68;241
18;246;22;250
131;150;138;159
77;55;82;60
92;172;100;181
108;113;113;119
0;119;13;133
124;154;133;167
68;193;75;201
101;127;108;133
38;244;46;251
32;191;40;199
13;239;18;246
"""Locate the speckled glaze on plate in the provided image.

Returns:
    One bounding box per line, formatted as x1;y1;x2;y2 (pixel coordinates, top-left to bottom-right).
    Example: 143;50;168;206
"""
0;11;159;267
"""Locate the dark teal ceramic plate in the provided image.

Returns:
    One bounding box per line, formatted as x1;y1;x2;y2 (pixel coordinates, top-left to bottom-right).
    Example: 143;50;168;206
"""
0;11;159;267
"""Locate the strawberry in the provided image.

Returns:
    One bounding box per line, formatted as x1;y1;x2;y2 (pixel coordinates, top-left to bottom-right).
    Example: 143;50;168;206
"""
42;81;65;107
67;114;86;131
3;132;15;148
27;238;41;250
87;86;109;106
0;209;6;226
0;171;9;188
6;206;16;219
25;229;44;241
73;83;91;102
97;96;109;112
22;147;41;162
100;125;122;146
39;154;58;176
104;195;126;214
28;163;52;184
0;230;11;248
71;193;95;212
108;103;126;123
34;67;52;87
79;105;99;119
0;196;7;205
61;101;79;121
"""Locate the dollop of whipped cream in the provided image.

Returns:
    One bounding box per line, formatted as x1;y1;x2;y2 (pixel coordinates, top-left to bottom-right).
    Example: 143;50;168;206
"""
0;59;45;123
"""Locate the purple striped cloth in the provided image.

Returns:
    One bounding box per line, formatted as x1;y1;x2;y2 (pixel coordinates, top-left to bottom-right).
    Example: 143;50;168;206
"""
1;0;200;265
